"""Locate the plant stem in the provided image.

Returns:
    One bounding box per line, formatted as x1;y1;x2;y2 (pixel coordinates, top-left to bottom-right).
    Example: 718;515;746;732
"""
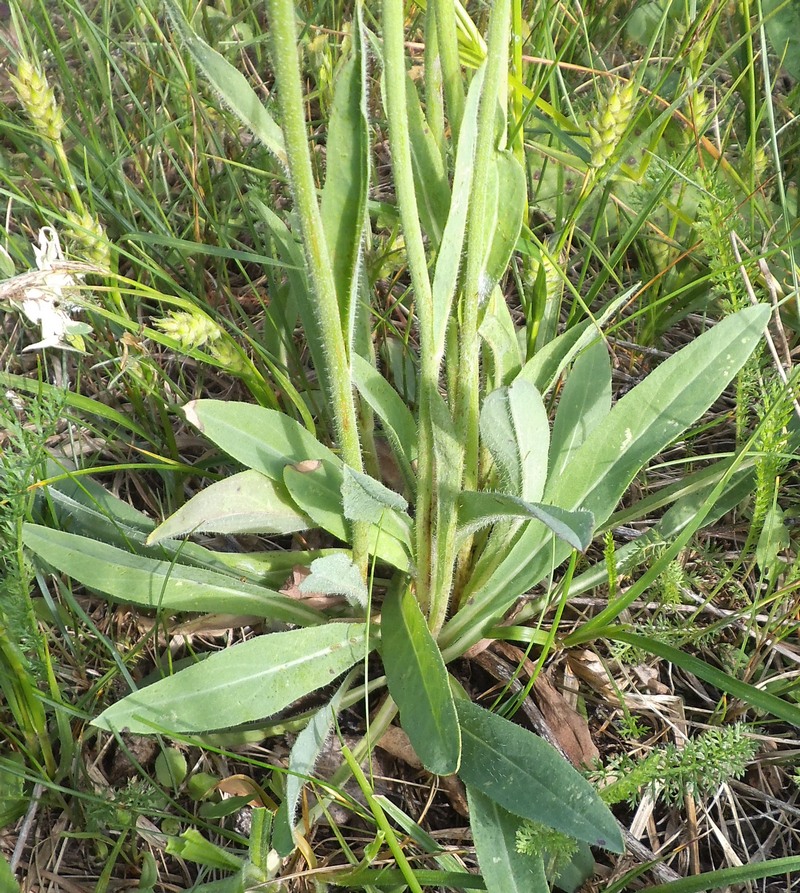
265;0;368;569
454;0;512;495
433;0;465;143
424;2;446;164
382;0;439;616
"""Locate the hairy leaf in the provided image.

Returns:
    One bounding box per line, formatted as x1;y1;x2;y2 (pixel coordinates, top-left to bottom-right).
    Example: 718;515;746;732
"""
93;624;370;734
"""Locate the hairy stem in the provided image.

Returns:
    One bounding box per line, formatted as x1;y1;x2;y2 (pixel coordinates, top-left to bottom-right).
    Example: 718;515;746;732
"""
383;0;441;617
266;0;368;569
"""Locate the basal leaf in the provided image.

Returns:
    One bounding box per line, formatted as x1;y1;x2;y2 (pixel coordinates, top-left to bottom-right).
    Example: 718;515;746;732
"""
351;353;418;488
480;378;549;501
517;288;633;394
381;583;460;775
466;786;548;893
763;0;800;79
273;669;357;855
479;285;524;388
431;66;484;367
184;399;338;481
405;71;450;247
147;471;311;543
549;338;612;479
456;700;623;852
480;150;526;298
341;465;408;522
93;623;370;734
22;523;324;626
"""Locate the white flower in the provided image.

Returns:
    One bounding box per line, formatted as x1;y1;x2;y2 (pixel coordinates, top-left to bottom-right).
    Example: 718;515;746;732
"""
2;227;92;352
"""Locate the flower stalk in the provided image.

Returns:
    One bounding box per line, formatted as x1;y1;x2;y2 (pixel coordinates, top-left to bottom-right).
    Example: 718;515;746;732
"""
265;0;368;570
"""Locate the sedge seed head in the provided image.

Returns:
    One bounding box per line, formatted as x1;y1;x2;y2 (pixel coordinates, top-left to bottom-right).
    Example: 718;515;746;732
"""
154;311;222;350
10;58;64;142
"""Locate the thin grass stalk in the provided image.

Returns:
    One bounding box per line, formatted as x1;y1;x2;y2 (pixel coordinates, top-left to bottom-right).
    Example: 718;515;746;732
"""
433;0;465;143
265;0;368;568
382;0;439;616
454;0;512;495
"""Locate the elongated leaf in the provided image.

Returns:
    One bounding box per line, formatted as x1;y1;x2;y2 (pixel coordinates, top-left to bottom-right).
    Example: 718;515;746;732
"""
351;353;418;481
22;523;324;626
283;459;412;570
320;6;369;337
764;0;800;79
609;631;800;727
431;66;484;366
184;399;338;481
644;856;800;893
466;786;548;893
429;390;465;601
457;492;593;551
546;305;770;520
456;700;623;852
93;623;370;734
480;150;526;299
549;338;611;479
273;669;358;855
162;0;286;166
480;378;549;501
38;475;326;589
479;285;524;387
517;288;633;394
148;471;311;543
381;584;460;775
443;305;770;653
406;73;450;246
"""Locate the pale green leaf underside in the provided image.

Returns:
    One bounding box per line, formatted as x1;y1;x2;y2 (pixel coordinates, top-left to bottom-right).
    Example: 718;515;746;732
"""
93;623;370;734
300;553;368;608
273;669;357;856
342;465;408;522
480;378;549;501
148;470;311;543
284;459;412;570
